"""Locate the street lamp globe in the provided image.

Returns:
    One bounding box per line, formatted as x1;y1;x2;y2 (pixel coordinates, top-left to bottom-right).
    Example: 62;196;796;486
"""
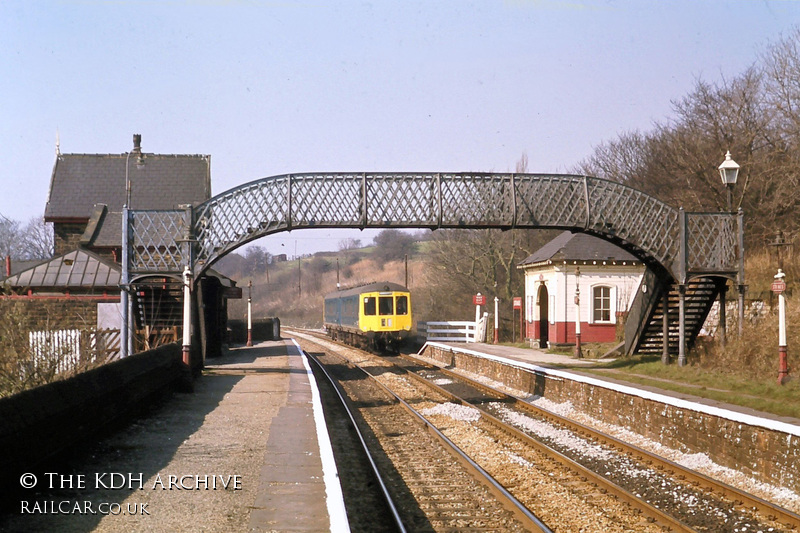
718;151;740;211
718;151;740;185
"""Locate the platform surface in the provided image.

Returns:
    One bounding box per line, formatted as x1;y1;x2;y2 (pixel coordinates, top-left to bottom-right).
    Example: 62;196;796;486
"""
1;340;346;533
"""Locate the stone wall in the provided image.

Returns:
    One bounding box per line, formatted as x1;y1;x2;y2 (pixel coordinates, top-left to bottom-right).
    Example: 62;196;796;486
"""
0;344;184;483
422;343;800;493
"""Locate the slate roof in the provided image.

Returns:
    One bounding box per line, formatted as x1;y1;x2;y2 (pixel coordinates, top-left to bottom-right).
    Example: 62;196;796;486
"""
519;231;639;267
3;249;234;291
2;259;42;281
44;151;211;222
3;249;121;290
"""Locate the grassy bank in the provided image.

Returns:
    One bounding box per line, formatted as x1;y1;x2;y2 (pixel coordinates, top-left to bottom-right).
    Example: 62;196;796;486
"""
570;355;800;420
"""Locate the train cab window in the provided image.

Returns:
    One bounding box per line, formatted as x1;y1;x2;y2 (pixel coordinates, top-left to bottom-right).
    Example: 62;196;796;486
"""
363;297;376;316
396;295;408;315
379;296;394;315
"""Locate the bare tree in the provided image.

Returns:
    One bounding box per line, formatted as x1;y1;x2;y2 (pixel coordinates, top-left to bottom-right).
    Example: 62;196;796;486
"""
21;216;54;260
373;229;417;264
338;237;362;251
576;27;800;251
0;214;23;259
243;245;270;276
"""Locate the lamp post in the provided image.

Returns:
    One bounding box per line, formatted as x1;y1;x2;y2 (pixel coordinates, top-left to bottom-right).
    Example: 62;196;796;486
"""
574;267;583;359
718;150;740;212
773;269;790;385
182;265;193;367
718;151;741;348
246;280;253;347
493;296;499;344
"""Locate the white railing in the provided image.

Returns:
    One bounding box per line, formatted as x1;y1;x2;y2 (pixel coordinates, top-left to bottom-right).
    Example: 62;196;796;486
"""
419;313;489;343
27;328;121;375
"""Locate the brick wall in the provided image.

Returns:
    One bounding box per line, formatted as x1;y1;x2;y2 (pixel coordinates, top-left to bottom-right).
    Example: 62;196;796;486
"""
53;222;87;256
0;299;103;332
422;344;800;493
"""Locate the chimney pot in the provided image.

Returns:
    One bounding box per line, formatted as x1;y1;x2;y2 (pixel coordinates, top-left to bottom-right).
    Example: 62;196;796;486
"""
132;134;142;153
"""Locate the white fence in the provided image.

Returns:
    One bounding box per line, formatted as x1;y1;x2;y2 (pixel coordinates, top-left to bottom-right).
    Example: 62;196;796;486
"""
27;328;120;375
418;313;489;343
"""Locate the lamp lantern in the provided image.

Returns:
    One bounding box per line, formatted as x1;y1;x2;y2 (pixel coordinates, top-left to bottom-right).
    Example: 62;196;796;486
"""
718;151;740;212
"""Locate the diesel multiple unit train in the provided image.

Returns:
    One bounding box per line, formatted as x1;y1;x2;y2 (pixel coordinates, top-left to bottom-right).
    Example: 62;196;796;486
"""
323;282;412;352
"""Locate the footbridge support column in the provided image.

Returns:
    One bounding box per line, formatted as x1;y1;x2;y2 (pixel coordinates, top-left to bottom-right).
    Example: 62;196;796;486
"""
678;285;687;367
661;289;670;365
182;265;193;366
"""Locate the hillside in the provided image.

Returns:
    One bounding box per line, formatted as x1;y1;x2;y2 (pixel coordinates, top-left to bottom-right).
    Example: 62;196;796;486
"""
217;245;429;329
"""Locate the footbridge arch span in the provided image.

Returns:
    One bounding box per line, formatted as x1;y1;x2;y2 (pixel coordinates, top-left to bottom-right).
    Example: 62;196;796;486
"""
173;173;740;283
123;172;743;359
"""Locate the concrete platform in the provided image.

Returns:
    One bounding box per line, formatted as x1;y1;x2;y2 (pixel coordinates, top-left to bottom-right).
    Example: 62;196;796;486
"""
0;340;349;533
440;341;609;367
219;339;349;533
424;341;800;433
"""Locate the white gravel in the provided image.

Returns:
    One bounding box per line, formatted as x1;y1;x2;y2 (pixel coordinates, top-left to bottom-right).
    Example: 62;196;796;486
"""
420;402;482;422
446;365;800;513
528;396;800;513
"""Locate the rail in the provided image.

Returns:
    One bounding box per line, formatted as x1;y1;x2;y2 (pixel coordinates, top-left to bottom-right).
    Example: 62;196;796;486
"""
303;350;406;533
318;343;552;532
402;351;800;532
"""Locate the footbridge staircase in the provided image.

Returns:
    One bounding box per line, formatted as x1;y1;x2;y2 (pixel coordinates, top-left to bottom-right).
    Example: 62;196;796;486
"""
625;272;726;356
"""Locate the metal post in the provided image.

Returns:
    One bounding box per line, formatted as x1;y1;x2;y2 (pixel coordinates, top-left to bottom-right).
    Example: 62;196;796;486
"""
475;293;482;324
661;287;670;365
678;284;687;366
575;267;582;359
493;296;499;344
738;208;746;337
718;282;727;347
738;284;746;337
775;270;790;385
121;206;129;358
246;280;253;347
182;265;193;367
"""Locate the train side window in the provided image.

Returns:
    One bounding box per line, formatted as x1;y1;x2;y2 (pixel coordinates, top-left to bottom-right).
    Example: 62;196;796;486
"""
363;297;376;316
379;296;394;315
396;295;408;315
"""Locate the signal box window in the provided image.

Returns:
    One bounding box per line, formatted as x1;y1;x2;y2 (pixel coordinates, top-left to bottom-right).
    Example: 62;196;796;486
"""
379;296;394;315
364;297;376;316
396;295;408;315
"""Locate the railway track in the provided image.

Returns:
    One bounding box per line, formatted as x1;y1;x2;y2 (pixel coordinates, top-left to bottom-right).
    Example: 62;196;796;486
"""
288;328;800;532
298;333;548;532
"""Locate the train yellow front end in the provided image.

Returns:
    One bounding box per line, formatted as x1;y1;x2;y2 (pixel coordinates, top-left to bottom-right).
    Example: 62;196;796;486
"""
324;282;412;352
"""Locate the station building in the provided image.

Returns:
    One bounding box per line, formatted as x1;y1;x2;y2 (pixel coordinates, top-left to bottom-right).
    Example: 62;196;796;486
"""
519;231;645;348
2;135;237;364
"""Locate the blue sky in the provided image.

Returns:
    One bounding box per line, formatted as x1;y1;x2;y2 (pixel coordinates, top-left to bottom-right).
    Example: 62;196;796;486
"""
2;0;799;256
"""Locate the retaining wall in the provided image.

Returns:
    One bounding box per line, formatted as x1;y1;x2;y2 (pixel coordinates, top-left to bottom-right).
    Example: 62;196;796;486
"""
421;343;800;494
0;344;184;479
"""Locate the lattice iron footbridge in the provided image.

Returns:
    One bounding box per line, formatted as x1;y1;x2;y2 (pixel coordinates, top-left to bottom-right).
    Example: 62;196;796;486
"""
121;172;744;361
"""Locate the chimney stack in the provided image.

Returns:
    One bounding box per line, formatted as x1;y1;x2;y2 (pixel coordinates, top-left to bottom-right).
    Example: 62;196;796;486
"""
132;134;142;153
